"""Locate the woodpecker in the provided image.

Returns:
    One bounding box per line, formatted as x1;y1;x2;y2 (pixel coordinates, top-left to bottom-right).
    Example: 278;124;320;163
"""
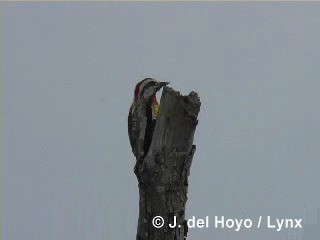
128;78;169;160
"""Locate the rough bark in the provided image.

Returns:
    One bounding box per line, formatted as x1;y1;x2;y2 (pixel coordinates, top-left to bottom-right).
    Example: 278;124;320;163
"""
134;86;201;240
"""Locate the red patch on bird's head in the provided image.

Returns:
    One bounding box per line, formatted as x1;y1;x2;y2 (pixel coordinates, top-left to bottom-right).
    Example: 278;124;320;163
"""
134;82;142;100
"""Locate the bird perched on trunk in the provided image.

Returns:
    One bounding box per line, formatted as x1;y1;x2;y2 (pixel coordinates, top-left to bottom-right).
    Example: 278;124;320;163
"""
128;78;169;160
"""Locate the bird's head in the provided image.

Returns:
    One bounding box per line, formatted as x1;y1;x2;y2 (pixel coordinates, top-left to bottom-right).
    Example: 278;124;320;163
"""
134;78;169;101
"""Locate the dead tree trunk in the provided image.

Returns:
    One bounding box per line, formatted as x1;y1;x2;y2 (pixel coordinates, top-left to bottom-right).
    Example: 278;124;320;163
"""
134;86;201;240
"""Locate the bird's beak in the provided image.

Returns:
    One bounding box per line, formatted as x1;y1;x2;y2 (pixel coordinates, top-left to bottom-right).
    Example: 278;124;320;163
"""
159;81;170;87
155;81;170;92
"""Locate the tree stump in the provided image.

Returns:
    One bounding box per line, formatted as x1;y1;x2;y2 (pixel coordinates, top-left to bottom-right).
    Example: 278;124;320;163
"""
134;86;201;240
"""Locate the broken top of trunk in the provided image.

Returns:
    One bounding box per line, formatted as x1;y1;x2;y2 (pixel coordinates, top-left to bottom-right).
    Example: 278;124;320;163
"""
149;87;200;155
135;86;201;240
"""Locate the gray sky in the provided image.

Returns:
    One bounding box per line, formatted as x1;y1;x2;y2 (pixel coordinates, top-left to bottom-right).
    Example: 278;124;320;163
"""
2;2;320;240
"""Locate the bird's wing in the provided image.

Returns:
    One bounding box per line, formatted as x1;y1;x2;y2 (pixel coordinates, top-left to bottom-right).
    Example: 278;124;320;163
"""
128;104;138;159
137;104;148;158
128;100;149;160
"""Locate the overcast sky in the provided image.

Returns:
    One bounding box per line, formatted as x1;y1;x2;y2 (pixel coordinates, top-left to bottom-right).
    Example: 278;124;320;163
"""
2;2;320;240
